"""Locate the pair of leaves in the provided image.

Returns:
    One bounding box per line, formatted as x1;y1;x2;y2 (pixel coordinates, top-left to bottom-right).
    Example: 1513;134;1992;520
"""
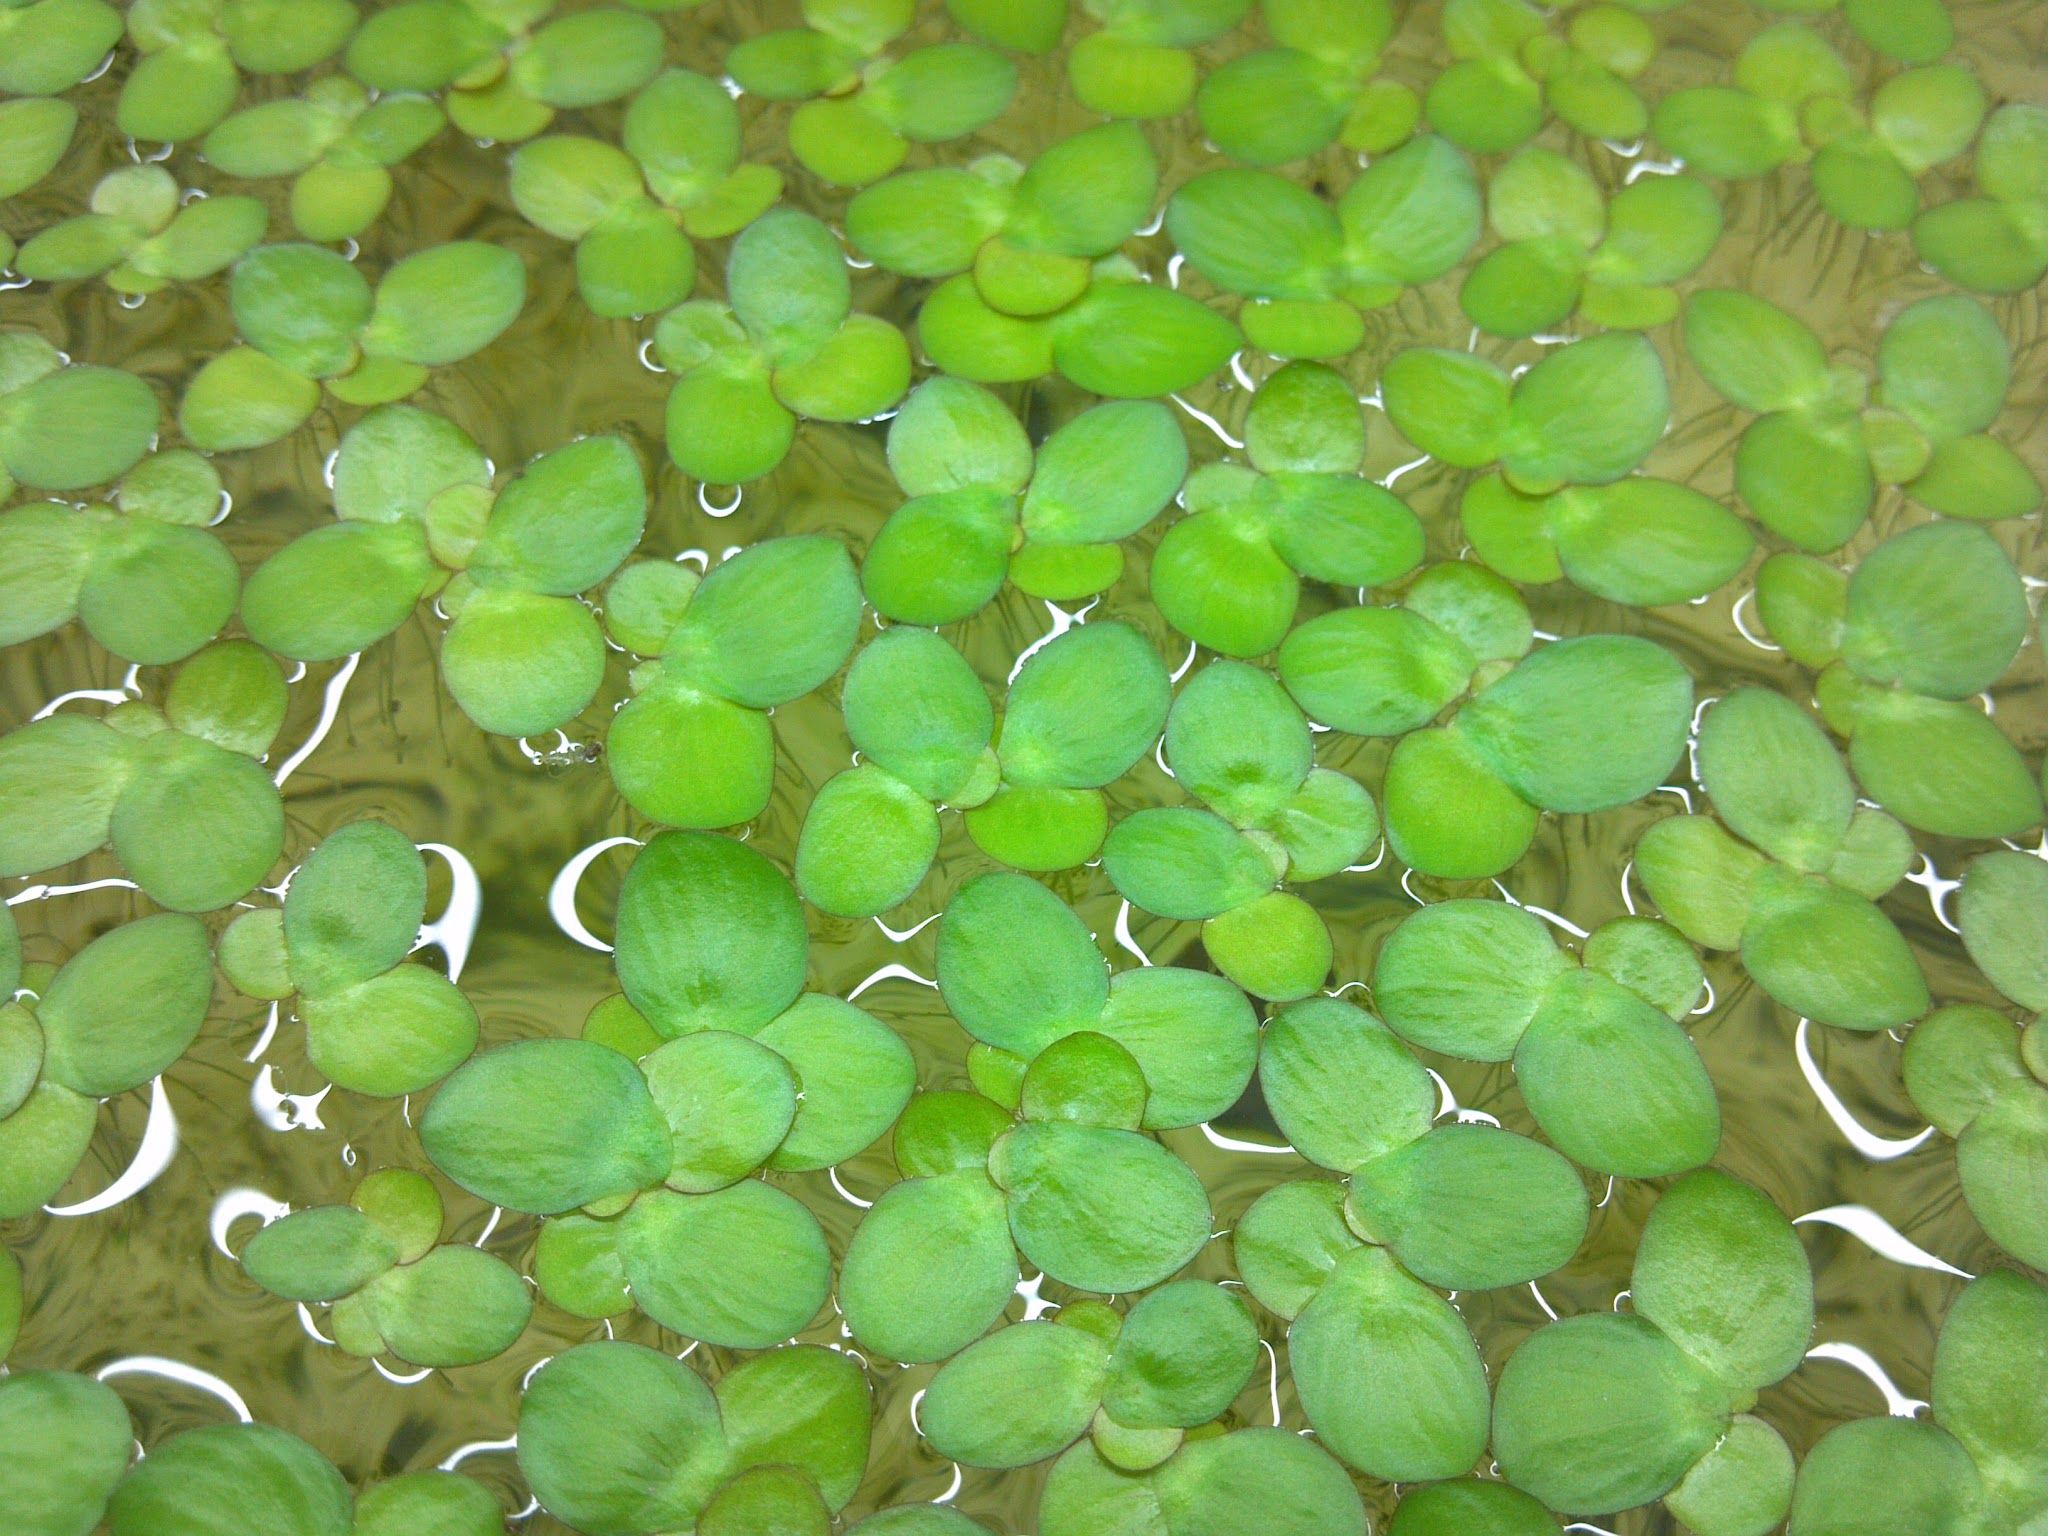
1164;136;1481;359
1066;0;1255;122
1684;290;2039;549
519;1341;870;1536
116;0;358;144
218;818;478;1097
183;240;525;452
608;537;861;830
655;209;910;483
237;1168;530;1369
1430;0;1657;153
1191;0;1408;165
0;449;239;665
1374;901;1718;1176
1913;103;2048;294
729;0;1016;187
862;377;1189;625
1460;151;1722;336
1494;1170;1812;1518
1381;331;1670;495
919;1283;1257;1471
204;77;445;243
1105;660;1382;1000
1787;1270;2048;1535
1152;361;1425;656
1039;1427;1370;1536
1636;687;1929;1032
1753;520;2039;840
347;0;665;144
0;644;287;912
0;913;211;1219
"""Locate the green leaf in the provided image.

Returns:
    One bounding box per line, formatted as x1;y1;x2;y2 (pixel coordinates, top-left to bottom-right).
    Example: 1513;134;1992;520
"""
842;627;993;802
1493;1313;1729;1516
1165;169;1342;299
1203;890;1331;1002
664;357;796;485
0;714;132;878
839;1168;1016;1362
35;912;211;1097
923;1320;1111;1467
1023;402;1187;546
511;9;663;108
1878;294;2008;442
533;1213;630;1320
283;819;426;999
1632;1169;1813;1396
796;767;940;918
1232;1178;1358;1321
1458;634;1692;812
1739;866;1929;1031
0;1371;134;1536
440;587;606;737
756;995;916;1171
1104;1280;1259;1429
1683;289;1831;413
1094;967;1258;1131
1842;520;2027;699
471;435;644;595
1697;687;1852;870
1382;726;1540;880
1387;1479;1558;1536
1051;281;1240;398
1260;996;1434;1171
618;1182;830;1347
1959;851;2048;1012
642;1029;798;1191
107;1424;352;1536
1000;622;1170;789
716;1345;872;1511
665;537;861;708
1381;348;1512;466
1666;1416;1796;1536
365;1244;532;1367
1735;409;1873;551
1845;691;2042;840
303;957;470;1091
110;731;284;912
1546;479;1753;607
1931;1270;2048;1517
1292;1245;1490;1481
1164;660;1312;826
0;363;159;492
1376;901;1564;1073
1501;332;1669;491
608;676;776;830
419;1039;670;1214
1104;808;1275;920
352;1473;506;1536
1007;122;1157;258
1150;504;1302;658
614;831;809;1036
1956;1087;2048;1271
938;871;1108;1056
1278;606;1475;736
1515;968;1720;1178
991;1122;1212;1292
0;1080;98;1219
1337;135;1482;291
518;1342;728;1536
361;241;525;366
241;521;438;661
1042;1427;1369;1536
1909;434;2042;521
0;98;76;200
1347;1123;1589;1290
1785;1417;1982;1536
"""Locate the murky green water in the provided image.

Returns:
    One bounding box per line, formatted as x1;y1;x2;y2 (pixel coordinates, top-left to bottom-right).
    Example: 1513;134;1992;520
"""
4;1;2046;1531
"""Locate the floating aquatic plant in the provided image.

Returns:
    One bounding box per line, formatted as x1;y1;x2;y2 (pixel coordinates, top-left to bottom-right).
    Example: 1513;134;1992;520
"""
1912;103;2048;294
0;332;159;499
116;0;360;145
11;164;266;290
0;641;286;911
218;818;479;1095
202;78;444;243
1193;0;1408;164
654;207;910;483
1428;0;1658;153
726;0;1016;186
1151;361;1423;655
1684;289;2040;548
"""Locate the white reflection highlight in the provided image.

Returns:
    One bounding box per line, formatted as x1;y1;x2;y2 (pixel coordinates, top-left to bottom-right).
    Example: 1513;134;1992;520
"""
97;1358;253;1422
46;1078;177;1217
273;652;362;786
546;835;641;952
1794;1206;1972;1278
209;1187;291;1257
1794;1020;1934;1161
1805;1341;1927;1416
252;1066;331;1132
416;842;481;980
